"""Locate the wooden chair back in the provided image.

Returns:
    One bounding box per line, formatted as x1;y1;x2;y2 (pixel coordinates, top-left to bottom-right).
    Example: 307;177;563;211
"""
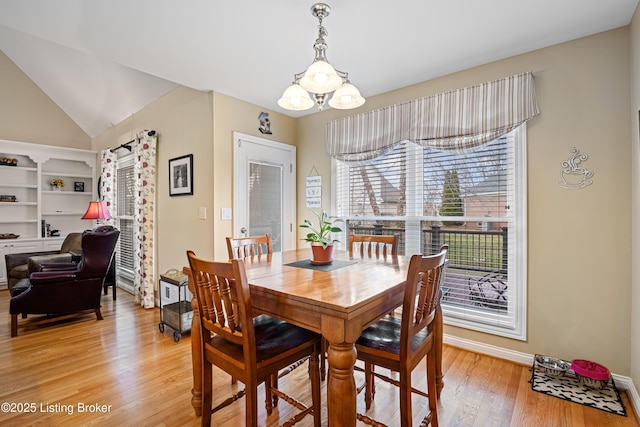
226;233;273;259
400;245;448;357
186;251;252;349
349;233;399;257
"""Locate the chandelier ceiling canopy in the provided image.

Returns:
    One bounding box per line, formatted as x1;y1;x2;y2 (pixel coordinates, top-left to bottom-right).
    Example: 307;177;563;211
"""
278;3;365;112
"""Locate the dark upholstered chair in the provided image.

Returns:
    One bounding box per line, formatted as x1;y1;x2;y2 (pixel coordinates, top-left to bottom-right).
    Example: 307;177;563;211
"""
187;251;321;427
4;232;82;290
355;245;448;427
9;226;119;337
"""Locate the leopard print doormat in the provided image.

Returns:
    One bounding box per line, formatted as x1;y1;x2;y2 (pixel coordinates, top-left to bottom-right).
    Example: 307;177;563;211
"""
529;355;626;416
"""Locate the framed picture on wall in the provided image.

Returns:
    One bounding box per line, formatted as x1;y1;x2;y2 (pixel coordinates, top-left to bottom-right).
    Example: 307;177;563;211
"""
169;154;193;196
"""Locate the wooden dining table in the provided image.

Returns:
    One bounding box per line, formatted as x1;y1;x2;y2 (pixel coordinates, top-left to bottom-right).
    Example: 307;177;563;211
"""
183;248;444;426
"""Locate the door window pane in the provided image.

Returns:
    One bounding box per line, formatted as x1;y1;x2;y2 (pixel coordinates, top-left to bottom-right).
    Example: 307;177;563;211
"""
249;162;282;252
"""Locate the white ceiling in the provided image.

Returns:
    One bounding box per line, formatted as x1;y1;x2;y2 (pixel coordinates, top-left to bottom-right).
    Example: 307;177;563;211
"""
0;0;638;137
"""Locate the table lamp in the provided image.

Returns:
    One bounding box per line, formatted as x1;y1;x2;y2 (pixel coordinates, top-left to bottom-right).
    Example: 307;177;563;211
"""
82;201;112;221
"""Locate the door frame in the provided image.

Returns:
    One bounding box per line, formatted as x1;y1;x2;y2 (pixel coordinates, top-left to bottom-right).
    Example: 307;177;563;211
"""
232;132;297;252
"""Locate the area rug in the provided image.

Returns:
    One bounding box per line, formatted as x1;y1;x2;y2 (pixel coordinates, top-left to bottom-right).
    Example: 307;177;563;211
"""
529;354;626;416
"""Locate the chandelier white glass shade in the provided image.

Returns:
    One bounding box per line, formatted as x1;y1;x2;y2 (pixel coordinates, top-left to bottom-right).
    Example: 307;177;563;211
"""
278;3;365;111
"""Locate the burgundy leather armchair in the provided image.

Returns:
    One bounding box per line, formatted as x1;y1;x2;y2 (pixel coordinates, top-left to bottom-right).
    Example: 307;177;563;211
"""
4;232;82;290
9;226;120;337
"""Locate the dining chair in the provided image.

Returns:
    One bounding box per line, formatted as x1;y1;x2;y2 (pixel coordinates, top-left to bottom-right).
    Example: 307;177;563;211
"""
187;251;322;427
226;233;273;259
355;245;448;427
226;234;274;387
349;233;399;258
226;233;311;400
319;233;401;378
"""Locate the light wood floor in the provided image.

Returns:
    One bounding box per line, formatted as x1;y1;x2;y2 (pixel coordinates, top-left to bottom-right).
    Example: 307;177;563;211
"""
1;289;637;427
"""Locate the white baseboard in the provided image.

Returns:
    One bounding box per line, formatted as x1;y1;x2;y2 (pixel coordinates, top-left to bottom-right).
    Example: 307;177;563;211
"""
443;333;640;417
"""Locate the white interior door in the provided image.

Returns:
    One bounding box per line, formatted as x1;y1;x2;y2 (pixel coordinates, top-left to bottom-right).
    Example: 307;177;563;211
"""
233;132;296;252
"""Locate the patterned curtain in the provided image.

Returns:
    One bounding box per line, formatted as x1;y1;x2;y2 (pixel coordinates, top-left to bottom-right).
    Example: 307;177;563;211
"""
99;132;157;309
100;149;117;227
133;131;157;308
326;72;540;164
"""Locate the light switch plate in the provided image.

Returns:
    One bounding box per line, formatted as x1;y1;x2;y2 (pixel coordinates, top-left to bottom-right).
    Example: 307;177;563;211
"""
198;207;206;220
221;208;232;220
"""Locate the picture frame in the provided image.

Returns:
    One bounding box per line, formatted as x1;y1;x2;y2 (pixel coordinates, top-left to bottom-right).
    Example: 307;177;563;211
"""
74;181;85;192
169;154;194;196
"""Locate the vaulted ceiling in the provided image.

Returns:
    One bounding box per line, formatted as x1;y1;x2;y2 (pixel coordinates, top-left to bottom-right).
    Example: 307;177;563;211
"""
0;0;637;137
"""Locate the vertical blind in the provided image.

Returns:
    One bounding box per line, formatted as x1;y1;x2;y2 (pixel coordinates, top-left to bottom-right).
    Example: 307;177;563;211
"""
116;159;135;273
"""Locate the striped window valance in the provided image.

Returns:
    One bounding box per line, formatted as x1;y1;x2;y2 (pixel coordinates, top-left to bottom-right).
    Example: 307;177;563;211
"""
326;72;540;163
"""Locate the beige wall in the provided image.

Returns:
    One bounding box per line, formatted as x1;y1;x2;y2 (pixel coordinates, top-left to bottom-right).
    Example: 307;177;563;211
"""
297;28;632;375
91;86;215;277
630;5;640;396
212;93;298;260
90;88;297;283
0;50;90;149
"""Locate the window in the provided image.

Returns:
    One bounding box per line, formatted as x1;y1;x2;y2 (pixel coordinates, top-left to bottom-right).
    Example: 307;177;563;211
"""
334;125;527;340
116;155;135;292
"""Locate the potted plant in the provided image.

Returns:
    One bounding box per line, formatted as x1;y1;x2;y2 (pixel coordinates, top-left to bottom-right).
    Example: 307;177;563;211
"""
299;209;344;265
49;179;64;191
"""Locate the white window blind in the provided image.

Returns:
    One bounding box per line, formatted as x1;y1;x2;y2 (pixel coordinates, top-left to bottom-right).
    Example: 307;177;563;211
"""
116;156;135;275
334;126;527;340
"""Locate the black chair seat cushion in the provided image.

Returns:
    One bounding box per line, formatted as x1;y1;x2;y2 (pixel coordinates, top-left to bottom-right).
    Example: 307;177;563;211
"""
356;316;429;354
208;314;320;362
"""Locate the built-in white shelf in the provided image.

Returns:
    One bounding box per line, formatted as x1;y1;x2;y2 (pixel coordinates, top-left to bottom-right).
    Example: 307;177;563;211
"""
42;191;92;196
42;211;87;216
0;166;37;172
42;172;93;179
0;183;38;189
0;202;37;206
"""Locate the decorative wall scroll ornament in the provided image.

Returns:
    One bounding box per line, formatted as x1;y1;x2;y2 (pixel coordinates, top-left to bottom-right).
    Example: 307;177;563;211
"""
258;112;272;134
556;147;593;190
306;166;322;208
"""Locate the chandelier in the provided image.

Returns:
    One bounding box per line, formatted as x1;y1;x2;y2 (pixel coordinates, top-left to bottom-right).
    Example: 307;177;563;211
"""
278;3;365;111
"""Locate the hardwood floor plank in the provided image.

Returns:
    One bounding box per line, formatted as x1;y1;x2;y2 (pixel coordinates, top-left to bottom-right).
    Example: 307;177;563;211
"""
0;290;637;426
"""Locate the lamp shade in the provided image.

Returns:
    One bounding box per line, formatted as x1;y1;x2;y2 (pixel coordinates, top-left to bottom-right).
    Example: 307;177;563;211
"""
278;83;315;110
328;82;365;109
299;60;343;94
82;201;112;220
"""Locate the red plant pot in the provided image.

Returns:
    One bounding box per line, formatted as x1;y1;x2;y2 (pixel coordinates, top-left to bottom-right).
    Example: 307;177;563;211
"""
311;243;334;265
